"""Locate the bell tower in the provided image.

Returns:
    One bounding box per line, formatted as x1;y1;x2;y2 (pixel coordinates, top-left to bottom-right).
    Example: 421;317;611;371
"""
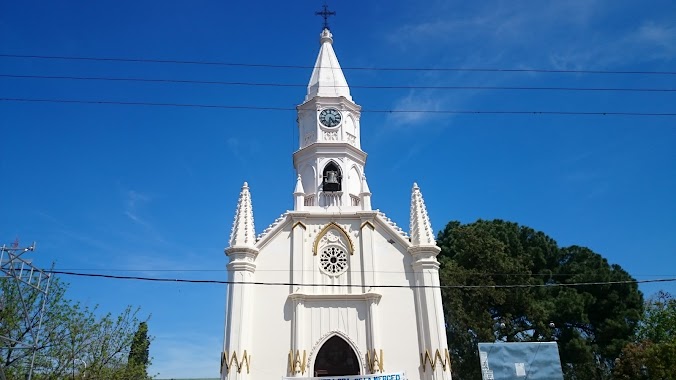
293;28;369;211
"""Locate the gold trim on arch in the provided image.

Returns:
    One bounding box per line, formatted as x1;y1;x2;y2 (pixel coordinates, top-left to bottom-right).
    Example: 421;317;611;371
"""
292;221;307;230
312;222;355;255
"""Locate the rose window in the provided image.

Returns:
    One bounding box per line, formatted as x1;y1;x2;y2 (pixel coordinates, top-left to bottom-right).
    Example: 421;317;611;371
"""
319;246;348;275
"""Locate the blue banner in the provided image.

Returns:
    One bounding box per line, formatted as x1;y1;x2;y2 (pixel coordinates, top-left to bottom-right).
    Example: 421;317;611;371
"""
478;342;564;380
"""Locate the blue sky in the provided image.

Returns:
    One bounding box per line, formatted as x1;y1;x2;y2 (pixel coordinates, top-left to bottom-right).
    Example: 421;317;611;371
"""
1;0;675;378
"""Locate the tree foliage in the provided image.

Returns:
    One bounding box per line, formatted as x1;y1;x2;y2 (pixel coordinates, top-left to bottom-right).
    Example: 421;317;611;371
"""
437;219;643;380
128;321;151;379
0;277;151;379
613;291;676;379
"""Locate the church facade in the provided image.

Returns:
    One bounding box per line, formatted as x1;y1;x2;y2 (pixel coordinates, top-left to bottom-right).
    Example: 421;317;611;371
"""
221;28;451;380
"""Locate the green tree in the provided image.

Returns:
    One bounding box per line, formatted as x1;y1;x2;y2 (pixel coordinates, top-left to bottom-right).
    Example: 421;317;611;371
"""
0;277;149;379
613;291;676;379
436;219;643;380
127;321;151;379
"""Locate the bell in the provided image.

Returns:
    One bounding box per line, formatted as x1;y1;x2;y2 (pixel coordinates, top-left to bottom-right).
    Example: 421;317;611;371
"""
325;171;339;184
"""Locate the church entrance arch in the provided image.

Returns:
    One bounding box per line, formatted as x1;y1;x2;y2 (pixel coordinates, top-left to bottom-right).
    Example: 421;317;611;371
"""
313;335;361;377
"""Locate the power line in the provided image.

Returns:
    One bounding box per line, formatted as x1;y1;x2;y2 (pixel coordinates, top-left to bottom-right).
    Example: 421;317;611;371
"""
48;270;676;289
53;268;676;277
2;73;675;93
2;98;675;117
2;53;676;75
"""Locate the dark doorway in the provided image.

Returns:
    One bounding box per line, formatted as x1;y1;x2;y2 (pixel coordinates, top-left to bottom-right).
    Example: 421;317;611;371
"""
313;336;360;377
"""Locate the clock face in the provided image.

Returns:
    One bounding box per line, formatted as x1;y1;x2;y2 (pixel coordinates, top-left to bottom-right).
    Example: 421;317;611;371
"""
319;108;342;128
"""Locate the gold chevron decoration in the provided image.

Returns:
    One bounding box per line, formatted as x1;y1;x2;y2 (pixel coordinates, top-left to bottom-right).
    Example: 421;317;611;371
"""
420;348;451;372
288;350;307;374
366;349;384;373
221;350;251;374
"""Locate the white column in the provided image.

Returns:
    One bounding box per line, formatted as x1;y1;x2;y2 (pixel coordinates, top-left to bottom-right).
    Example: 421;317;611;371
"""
222;250;257;380
366;294;383;373
410;247;452;380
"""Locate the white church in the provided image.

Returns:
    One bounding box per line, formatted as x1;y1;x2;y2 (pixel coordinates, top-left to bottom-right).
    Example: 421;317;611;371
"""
221;26;451;380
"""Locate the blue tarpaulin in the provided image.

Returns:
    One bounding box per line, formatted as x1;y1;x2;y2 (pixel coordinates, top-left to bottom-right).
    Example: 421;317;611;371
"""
478;342;564;380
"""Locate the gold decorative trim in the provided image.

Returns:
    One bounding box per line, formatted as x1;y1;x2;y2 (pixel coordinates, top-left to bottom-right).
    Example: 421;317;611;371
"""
292;221;307;230
221;350;251;374
360;220;375;230
312;222;355;255
366;349;384;373
288;350;307;374
420;348;451;372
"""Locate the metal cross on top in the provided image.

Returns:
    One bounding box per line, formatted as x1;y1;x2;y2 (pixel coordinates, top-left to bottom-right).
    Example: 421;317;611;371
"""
315;3;336;30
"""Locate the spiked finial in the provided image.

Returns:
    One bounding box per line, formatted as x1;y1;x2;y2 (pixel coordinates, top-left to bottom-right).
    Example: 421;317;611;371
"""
228;182;256;249
409;182;436;246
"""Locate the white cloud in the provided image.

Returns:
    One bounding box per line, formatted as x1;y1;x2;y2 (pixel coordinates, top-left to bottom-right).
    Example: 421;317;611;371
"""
387;90;446;127
119;188;168;245
124;189;151;225
381;1;675;130
389;1;675;70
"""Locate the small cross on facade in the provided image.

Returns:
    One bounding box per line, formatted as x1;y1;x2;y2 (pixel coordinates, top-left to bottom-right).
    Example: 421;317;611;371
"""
315;3;336;30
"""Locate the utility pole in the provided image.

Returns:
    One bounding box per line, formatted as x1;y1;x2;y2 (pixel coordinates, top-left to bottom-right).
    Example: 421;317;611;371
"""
0;240;52;380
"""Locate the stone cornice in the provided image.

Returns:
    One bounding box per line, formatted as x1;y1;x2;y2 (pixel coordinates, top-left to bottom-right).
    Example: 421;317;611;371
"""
288;292;382;302
293;142;367;167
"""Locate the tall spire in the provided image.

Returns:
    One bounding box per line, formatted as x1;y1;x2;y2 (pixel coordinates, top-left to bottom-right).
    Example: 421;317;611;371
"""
228;182;256;249
306;28;352;102
409;183;436;246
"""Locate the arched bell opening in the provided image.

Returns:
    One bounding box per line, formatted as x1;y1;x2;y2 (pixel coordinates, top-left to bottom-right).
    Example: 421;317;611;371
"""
313;335;360;377
322;162;342;192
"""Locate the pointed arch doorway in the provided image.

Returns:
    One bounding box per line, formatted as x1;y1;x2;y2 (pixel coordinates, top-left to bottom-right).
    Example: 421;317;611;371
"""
313;336;361;377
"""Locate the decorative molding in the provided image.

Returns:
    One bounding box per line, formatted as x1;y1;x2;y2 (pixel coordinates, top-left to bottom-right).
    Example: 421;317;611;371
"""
288;292;381;302
375;210;409;239
221;350;251;374
323;130;339;141
366;349;384;373
288;350;307;375
312;222;355;255
420;348;451;372
292;221;307;230
257;212;288;241
304;194;316;206
321;191;342;207
360;220;375;230
409;183;436;246
346;132;356;146
228;182;256;249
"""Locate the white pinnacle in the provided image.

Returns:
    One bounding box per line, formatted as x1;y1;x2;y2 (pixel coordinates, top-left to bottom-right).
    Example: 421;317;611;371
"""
306;28;352;102
409;182;436;246
228;182;256;249
294;174;305;195
360;174;371;194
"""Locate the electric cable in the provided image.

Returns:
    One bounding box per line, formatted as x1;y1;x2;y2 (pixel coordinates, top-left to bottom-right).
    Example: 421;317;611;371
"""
2;53;675;75
47;270;676;289
2;98;674;117
3;73;674;92
51;268;676;277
